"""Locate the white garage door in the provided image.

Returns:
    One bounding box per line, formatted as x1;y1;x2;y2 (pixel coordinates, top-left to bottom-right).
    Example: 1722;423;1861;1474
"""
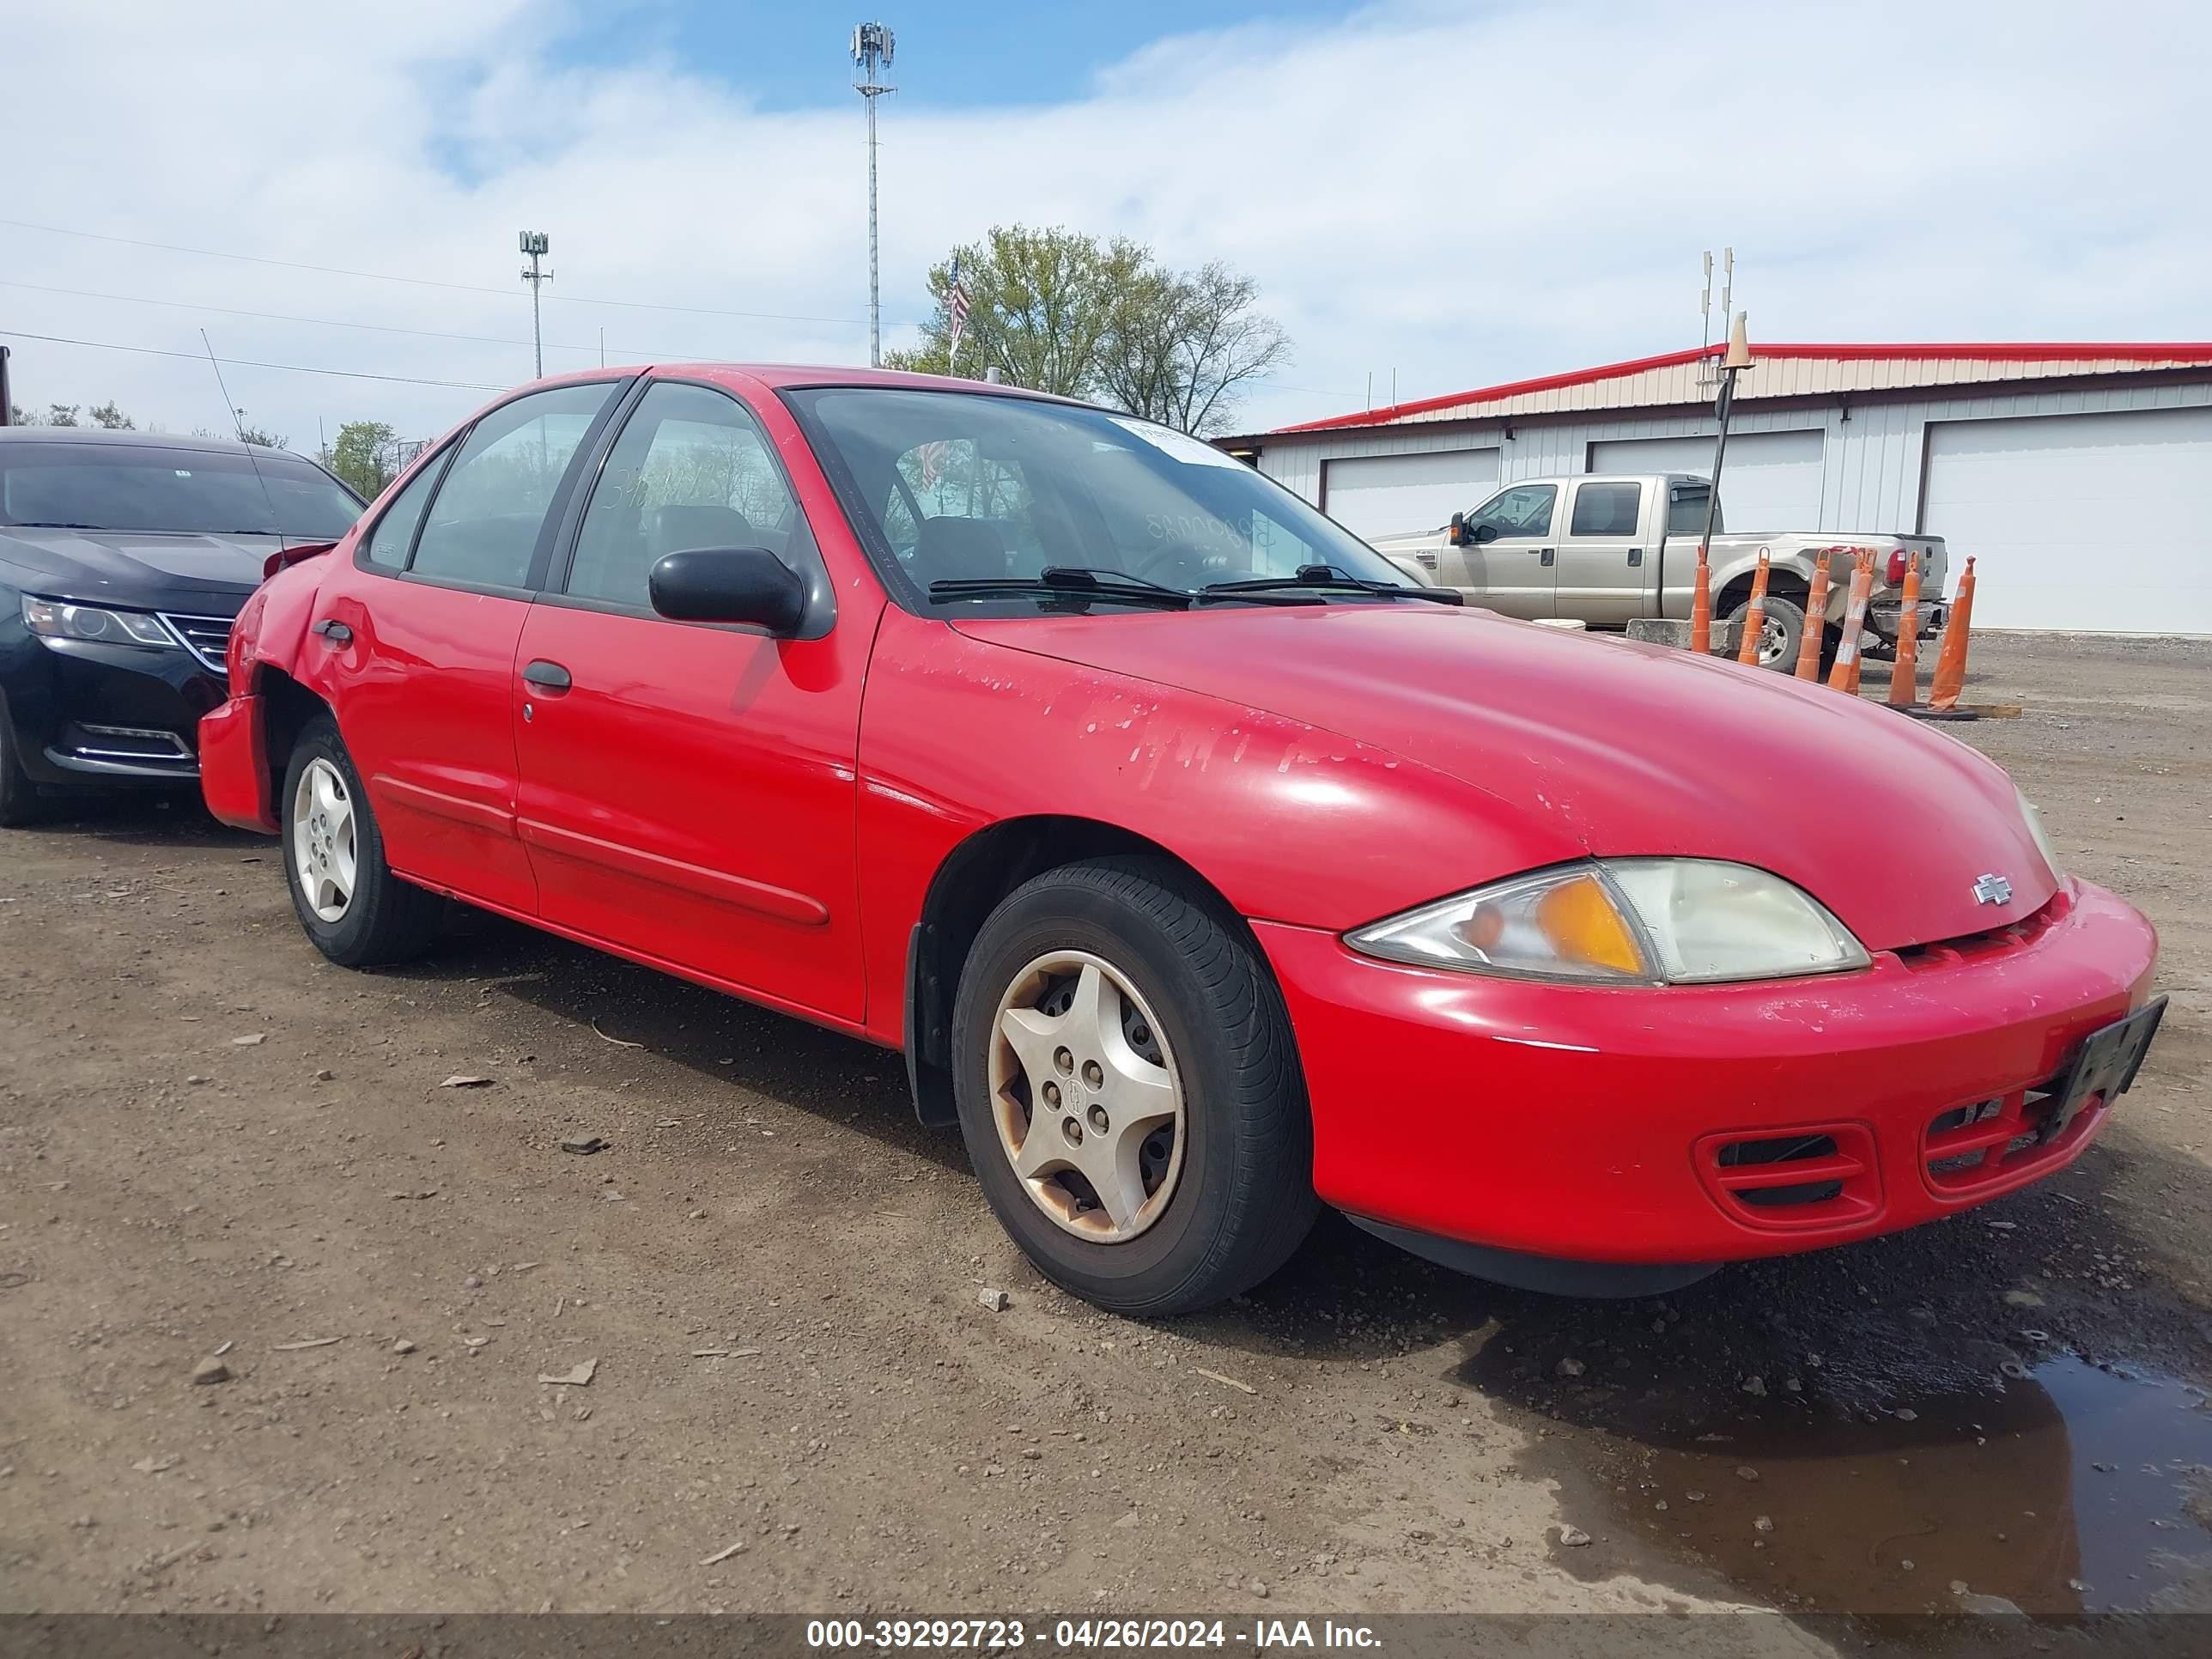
1922;408;2212;633
1322;448;1499;538
1588;430;1826;532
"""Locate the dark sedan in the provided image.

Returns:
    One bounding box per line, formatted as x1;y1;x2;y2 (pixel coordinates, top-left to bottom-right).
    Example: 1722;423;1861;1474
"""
0;427;363;823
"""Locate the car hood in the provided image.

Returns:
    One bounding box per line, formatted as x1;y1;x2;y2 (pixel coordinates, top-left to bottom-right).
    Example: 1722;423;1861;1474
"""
953;604;2056;952
0;526;273;612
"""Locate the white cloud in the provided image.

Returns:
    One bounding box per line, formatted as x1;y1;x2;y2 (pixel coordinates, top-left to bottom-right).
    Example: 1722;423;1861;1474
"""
5;0;2205;451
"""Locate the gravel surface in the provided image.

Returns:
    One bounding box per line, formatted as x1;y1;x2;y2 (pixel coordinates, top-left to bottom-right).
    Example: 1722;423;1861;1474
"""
0;632;2203;1627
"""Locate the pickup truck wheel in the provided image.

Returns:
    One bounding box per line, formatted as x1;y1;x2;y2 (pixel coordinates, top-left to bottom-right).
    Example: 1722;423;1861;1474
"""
281;715;442;968
950;857;1318;1316
1729;593;1805;670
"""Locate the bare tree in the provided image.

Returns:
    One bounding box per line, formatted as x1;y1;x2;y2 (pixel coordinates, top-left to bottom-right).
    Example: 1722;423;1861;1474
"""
1097;262;1291;437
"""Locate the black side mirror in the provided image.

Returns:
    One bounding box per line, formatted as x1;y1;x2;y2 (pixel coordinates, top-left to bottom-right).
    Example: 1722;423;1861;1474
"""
649;547;807;634
1472;521;1500;545
1447;512;1467;547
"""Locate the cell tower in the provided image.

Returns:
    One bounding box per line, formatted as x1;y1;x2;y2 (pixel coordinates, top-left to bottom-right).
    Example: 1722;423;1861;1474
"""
851;22;896;368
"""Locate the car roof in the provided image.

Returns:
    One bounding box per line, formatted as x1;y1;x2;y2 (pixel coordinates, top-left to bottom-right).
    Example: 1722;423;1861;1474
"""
0;425;321;465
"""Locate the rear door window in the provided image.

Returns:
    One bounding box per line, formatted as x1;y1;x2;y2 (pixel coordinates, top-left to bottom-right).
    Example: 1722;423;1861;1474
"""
1569;482;1642;537
409;383;617;590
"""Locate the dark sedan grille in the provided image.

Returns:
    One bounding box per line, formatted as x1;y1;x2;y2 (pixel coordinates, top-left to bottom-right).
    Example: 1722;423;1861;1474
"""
161;613;233;677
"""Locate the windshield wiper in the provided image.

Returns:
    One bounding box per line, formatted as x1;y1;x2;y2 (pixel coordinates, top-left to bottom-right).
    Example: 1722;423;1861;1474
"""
929;568;1193;610
1201;562;1463;605
7;520;106;530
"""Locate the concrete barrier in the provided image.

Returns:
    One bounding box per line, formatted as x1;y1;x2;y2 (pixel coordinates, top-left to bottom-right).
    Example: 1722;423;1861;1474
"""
1626;617;1741;653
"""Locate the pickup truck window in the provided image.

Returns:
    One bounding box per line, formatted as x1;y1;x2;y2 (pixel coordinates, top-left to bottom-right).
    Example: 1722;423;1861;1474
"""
1570;482;1641;537
1470;484;1555;538
1668;483;1721;535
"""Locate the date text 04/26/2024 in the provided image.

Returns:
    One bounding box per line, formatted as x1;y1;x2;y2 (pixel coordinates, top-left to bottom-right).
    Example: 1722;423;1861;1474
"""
804;1619;1383;1650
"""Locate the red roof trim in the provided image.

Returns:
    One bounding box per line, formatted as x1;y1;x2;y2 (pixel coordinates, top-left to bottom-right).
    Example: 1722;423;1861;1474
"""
1269;341;2212;435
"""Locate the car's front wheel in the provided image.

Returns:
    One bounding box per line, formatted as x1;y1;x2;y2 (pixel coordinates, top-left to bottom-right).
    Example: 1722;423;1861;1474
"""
0;715;46;828
950;858;1317;1316
281;714;441;968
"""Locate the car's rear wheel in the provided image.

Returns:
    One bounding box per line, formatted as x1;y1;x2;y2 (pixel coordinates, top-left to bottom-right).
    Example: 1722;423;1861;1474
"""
950;857;1317;1316
281;714;441;968
1728;592;1807;670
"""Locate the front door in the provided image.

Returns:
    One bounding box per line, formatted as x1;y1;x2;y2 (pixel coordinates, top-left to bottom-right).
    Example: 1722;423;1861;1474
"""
1553;478;1648;627
1447;483;1558;617
512;379;873;1025
313;380;623;913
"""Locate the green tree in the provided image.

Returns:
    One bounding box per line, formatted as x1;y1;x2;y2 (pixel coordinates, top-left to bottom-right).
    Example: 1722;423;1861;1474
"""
889;226;1149;398
88;400;135;430
324;420;398;500
46;404;81;426
889;227;1292;435
235;423;286;449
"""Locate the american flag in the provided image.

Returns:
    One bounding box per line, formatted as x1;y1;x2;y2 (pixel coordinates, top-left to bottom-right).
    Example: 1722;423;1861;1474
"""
945;258;971;364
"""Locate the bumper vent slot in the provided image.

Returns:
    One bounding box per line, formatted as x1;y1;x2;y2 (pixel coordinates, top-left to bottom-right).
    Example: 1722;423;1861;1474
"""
1695;1123;1881;1231
1923;1078;2089;1197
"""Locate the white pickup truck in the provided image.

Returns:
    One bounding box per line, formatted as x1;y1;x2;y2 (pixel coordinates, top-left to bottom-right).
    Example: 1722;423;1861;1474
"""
1366;472;1948;667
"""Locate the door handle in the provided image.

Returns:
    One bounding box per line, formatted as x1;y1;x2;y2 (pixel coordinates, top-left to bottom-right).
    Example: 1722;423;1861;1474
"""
521;659;572;692
1537;548;1555;567
1626;547;1644;567
312;619;352;646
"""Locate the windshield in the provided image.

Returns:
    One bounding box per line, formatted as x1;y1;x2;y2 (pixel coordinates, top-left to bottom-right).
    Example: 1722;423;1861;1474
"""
785;387;1412;606
0;444;363;538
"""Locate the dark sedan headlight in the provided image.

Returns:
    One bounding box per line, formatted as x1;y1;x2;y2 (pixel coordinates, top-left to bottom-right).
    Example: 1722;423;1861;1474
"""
22;595;179;649
1346;859;1870;986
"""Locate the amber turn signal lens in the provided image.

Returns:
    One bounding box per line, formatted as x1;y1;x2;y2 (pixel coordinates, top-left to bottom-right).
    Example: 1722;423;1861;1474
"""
1534;873;1647;976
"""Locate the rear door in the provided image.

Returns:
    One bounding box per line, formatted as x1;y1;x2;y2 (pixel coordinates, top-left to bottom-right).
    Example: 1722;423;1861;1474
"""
1447;483;1558;617
1553;478;1648;627
307;380;624;913
511;378;872;1024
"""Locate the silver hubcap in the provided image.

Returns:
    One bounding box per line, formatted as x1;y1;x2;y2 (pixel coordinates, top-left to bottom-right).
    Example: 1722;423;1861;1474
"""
1757;612;1790;665
290;757;358;924
988;951;1186;1243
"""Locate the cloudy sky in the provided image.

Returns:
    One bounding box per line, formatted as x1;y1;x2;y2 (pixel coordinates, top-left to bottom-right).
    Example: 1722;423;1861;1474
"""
6;0;2204;453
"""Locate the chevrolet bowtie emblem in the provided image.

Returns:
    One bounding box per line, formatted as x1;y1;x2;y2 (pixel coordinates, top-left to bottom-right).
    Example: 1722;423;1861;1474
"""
1972;873;2013;906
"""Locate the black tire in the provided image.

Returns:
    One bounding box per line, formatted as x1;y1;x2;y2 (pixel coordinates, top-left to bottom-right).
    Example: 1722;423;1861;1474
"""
280;714;442;968
950;856;1318;1316
1727;592;1807;671
0;715;46;828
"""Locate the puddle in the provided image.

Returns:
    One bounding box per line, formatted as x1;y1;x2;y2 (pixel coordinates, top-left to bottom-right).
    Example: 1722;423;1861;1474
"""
1491;1349;2212;1615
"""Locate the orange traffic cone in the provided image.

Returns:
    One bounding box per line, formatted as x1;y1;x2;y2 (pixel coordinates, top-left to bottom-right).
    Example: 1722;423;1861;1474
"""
1689;544;1712;654
1886;554;1922;706
1793;550;1832;681
1735;548;1771;665
1826;550;1877;692
1929;556;1978;712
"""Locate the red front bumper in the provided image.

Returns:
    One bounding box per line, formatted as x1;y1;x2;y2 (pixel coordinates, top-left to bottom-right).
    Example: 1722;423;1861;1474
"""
1256;878;2159;1267
198;693;277;834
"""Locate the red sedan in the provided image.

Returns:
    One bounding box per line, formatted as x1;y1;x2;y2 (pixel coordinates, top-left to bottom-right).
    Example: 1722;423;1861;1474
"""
198;367;2164;1315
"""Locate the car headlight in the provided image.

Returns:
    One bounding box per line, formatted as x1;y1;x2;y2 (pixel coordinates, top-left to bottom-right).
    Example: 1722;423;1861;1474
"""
2017;788;2061;880
22;595;177;649
1346;859;1870;986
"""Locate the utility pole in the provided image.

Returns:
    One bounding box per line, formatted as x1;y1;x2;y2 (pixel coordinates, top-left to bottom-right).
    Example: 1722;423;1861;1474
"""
518;231;552;378
850;22;896;368
1698;312;1755;567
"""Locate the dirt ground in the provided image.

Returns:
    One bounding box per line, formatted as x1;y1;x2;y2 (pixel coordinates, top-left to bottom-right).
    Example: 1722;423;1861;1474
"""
0;632;2206;1636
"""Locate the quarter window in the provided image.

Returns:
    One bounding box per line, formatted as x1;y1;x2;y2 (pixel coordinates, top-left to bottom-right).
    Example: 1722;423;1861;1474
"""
1570;482;1642;538
362;448;447;568
409;383;615;589
568;382;811;609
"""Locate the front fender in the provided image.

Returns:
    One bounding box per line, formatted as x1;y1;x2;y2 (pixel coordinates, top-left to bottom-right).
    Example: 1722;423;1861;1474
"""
854;606;1576;1048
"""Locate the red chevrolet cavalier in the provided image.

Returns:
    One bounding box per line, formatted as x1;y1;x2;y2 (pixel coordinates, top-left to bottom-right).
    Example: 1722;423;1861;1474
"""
200;367;2163;1314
